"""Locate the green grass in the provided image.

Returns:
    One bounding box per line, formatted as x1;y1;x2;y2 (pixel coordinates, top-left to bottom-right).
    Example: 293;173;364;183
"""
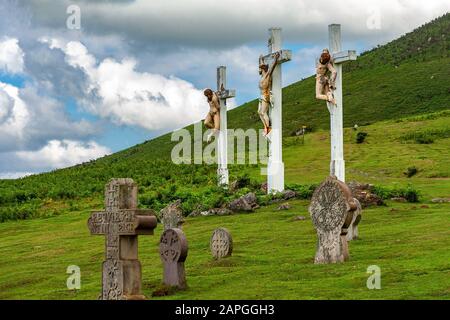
0;199;448;299
0;112;449;299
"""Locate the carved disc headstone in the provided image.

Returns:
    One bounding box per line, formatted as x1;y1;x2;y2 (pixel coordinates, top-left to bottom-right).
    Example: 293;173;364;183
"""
160;228;188;289
210;228;233;259
309;176;356;264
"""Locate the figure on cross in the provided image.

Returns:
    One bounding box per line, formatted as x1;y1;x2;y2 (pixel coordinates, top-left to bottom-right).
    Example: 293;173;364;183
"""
315;48;337;105
258;51;280;137
203;87;221;142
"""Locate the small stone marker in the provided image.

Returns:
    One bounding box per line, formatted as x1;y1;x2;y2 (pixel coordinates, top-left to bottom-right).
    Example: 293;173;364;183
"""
87;178;157;300
160;228;188;289
309;176;358;264
210;228;233;259
160;199;184;230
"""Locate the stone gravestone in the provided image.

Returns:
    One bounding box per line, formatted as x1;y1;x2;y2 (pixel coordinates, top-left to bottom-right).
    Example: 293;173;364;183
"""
309;176;358;263
87;178;157;300
210;228;233;259
160;199;184;230
159;228;188;289
346;198;362;241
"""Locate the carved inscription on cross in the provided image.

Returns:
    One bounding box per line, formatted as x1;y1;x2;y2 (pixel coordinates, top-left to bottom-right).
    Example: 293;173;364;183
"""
88;178;157;300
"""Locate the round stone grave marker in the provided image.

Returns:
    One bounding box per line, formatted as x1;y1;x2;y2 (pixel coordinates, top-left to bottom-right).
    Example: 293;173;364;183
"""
210;228;233;259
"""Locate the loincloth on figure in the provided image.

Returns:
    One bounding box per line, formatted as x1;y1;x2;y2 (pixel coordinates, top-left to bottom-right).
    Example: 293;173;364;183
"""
258;90;274;110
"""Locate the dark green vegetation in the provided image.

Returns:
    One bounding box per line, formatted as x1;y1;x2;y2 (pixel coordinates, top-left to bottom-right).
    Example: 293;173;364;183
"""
0;13;449;222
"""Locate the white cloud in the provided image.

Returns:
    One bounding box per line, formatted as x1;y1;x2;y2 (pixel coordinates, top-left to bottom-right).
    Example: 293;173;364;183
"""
0;37;25;74
0;81;98;152
25;0;450;49
0;172;34;179
0;82;30;147
41;38;208;131
16;139;111;169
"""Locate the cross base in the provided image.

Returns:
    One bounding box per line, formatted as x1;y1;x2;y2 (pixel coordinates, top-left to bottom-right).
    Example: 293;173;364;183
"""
330;159;345;183
217;167;229;187
267;161;284;194
101;258;144;300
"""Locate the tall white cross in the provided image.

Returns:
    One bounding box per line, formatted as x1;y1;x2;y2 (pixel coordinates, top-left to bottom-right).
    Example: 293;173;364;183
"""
327;24;357;182
216;66;235;187
260;28;291;194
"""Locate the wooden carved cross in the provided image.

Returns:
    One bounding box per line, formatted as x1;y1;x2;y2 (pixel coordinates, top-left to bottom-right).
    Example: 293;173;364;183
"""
260;28;292;194
216;66;235;187
327;24;357;183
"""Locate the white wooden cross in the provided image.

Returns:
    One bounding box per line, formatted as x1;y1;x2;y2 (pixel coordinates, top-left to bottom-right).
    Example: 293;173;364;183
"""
327;24;357;183
260;28;292;194
216;66;235;187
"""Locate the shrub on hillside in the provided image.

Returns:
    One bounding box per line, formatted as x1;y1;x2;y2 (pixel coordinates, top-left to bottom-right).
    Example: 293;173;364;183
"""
372;184;420;203
356;132;368;144
404;166;419;178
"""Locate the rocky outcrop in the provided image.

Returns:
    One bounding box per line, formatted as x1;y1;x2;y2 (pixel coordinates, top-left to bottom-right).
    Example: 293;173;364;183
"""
227;192;259;212
347;181;384;208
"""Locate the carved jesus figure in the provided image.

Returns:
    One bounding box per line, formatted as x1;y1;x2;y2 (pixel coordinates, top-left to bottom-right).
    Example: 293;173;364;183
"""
315;48;337;105
258;52;280;136
203;88;220;142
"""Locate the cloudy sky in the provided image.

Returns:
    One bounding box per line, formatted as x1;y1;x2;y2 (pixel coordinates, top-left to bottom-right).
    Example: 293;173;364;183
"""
0;0;448;178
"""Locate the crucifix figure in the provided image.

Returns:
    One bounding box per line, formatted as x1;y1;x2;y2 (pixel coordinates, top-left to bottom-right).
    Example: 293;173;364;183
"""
87;178;157;300
319;24;357;182
315;48;337;105
259;28;292;194
203;89;220;142
215;66;235;186
258;52;279;137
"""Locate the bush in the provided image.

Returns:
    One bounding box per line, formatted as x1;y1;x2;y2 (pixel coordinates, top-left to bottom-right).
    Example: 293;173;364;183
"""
356;132;368;144
372;184;420;203
404;166;418;178
285;183;318;199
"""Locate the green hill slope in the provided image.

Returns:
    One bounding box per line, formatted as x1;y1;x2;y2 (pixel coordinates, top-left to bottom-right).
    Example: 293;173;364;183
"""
0;13;449;222
0;115;449;299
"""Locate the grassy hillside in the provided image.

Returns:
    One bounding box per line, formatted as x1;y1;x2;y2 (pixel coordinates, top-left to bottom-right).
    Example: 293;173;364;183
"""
0;113;449;299
0;13;449;223
0;199;448;300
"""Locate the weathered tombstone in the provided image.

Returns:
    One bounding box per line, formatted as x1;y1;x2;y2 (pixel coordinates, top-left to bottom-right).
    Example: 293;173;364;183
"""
346;198;362;241
159;228;188;289
259;28;292;194
210;228;233;259
87;178;157;300
309;176;358;263
160;199;184;230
